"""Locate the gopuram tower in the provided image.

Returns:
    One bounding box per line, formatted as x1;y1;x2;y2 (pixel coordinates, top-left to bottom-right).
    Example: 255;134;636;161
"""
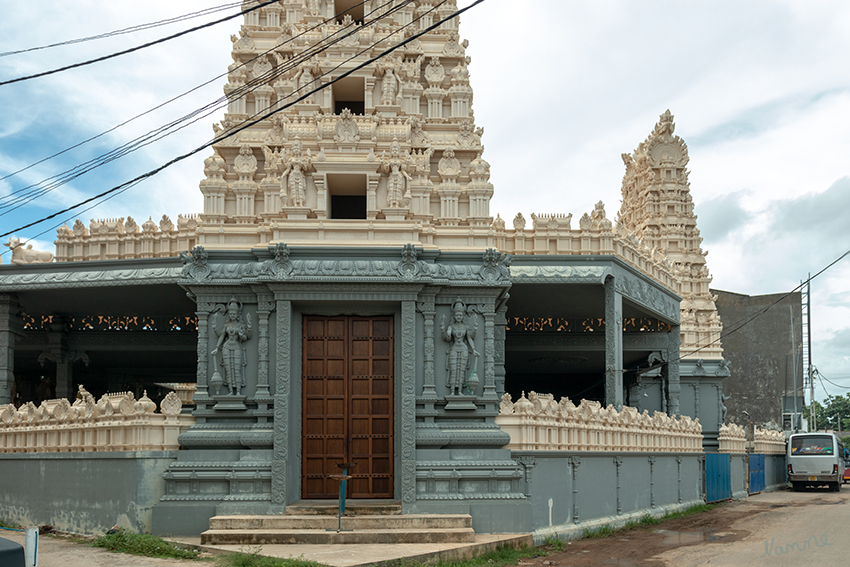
618;111;730;447
198;0;494;250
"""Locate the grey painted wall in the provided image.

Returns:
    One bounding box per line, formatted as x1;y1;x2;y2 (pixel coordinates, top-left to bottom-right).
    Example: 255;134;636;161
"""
0;452;176;534
511;451;703;541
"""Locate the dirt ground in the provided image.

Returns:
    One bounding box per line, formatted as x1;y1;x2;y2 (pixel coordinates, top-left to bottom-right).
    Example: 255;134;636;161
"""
520;487;842;566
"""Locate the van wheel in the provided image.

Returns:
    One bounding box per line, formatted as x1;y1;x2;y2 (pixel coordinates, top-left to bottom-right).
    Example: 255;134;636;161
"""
791;482;802;491
834;482;842;492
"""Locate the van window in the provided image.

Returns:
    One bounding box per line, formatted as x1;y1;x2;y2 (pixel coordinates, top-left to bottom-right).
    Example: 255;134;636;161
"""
791;435;834;455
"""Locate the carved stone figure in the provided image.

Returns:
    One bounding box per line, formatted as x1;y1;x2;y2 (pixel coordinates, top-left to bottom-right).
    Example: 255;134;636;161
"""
233;144;258;177
440;299;479;396
211;297;253;395
380;67;401;105
231;28;255;52
294;61;319;104
4;237;54;265
381;139;412;208
437;148;461;183
281;138;313;207
424;57;445;87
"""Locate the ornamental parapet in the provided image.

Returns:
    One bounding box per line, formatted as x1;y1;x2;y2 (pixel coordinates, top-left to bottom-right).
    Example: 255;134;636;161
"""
494;203;678;293
753;428;786;454
717;423;746;453
495;391;702;453
53;215;199;262
0;390;194;453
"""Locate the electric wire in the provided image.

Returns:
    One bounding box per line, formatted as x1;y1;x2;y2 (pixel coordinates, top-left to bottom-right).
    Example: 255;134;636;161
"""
0;0;377;188
0;0;480;244
0;0;384;214
628;245;850;374
0;3;243;58
817;369;850;390
0;0;280;86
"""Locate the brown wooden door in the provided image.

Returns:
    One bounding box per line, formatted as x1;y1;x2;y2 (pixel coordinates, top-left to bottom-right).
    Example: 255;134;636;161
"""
302;316;393;499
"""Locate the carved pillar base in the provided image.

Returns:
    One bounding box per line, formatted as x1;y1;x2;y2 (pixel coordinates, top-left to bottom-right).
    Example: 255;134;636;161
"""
213;395;248;411
443;394;477;411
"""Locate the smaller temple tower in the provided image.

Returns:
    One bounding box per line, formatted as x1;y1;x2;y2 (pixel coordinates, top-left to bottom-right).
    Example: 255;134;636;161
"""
618;111;730;450
618;110;723;360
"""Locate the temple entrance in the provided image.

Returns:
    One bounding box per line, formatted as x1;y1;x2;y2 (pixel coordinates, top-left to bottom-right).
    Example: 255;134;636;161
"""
301;316;393;499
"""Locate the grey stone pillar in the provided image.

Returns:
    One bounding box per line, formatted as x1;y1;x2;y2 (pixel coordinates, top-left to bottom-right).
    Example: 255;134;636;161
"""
482;306;498;401
194;302;215;401
494;305;508;396
255;295;275;399
417;298;437;399
666;325;681;416
271;299;292;509
604;277;624;409
400;300;417;510
0;294;22;405
55;359;73;400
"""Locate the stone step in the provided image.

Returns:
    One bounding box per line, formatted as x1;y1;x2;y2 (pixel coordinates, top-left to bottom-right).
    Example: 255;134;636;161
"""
285;501;402;516
208;514;472;531
200;527;476;545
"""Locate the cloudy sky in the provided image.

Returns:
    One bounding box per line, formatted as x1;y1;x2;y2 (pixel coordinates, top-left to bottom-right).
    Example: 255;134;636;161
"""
0;1;848;398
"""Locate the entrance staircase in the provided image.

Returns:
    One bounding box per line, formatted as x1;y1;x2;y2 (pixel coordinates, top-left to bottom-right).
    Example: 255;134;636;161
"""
200;502;476;545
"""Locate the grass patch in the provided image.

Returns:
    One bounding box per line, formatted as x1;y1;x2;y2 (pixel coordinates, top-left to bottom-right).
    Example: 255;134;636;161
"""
92;530;203;560
0;519;21;530
383;544;540;567
215;548;331;567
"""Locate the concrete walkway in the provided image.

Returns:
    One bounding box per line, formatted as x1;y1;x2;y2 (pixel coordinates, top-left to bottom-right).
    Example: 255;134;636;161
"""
1;529;531;567
171;533;532;566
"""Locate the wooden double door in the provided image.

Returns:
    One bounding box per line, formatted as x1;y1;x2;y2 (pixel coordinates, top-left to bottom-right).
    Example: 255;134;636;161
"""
302;316;394;499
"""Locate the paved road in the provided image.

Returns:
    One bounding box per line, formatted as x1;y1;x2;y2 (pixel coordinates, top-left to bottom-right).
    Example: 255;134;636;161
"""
655;486;849;567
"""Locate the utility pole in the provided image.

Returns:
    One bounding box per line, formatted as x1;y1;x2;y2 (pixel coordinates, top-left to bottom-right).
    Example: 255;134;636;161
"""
803;274;815;430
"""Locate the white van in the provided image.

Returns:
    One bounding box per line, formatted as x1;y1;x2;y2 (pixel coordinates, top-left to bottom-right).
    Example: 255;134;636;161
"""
787;432;845;492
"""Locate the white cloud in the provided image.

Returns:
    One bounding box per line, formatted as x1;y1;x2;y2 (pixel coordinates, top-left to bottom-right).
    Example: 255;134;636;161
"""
1;0;848;397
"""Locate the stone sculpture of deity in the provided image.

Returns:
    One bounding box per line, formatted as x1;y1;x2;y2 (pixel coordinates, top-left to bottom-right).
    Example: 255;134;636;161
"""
381;67;401;106
440;299;479;396
281;138;313;207
381;139;411;208
211;297;253;395
294;61;319;104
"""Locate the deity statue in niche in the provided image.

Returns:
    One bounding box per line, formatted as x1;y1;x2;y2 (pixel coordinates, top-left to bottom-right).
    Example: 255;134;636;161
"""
440;299;479;396
381;139;411;208
211;297;253;395
281;138;313;207
380;66;401;105
294;60;319;104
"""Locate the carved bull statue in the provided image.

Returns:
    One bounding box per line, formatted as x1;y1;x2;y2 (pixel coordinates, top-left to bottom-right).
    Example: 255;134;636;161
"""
4;237;54;265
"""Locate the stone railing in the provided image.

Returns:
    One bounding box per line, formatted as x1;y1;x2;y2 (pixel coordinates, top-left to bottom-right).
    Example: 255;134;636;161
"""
0;391;194;453
718;423;746;453
54;215;199;262
495;391;702;453
753;428;786;454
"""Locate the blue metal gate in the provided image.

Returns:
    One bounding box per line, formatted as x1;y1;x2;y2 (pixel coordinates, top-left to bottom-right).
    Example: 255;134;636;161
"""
706;453;731;502
749;454;765;494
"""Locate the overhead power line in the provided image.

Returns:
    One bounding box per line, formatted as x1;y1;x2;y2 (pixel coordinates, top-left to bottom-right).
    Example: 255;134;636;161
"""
0;0;280;87
0;0;374;188
0;2;243;58
628;246;850;375
0;0;384;215
0;0;481;242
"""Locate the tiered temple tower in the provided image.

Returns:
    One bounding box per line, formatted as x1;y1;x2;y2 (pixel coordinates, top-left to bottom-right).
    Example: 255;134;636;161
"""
198;0;493;250
618;111;723;360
